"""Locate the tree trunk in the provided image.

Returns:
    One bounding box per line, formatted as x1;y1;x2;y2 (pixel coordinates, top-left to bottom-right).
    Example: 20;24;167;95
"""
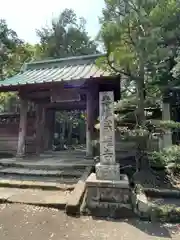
135;62;148;172
136;78;145;125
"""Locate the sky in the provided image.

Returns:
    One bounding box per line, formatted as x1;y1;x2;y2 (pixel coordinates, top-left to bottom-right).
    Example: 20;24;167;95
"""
0;0;105;44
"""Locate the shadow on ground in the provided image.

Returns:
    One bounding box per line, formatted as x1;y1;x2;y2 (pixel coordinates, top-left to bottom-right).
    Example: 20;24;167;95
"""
92;216;180;238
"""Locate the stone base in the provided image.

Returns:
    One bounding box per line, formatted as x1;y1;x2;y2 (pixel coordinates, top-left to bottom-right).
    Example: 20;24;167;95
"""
95;162;120;181
85;173;135;218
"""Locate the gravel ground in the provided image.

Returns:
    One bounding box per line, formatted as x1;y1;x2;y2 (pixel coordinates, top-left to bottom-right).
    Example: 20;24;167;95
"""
0;204;180;240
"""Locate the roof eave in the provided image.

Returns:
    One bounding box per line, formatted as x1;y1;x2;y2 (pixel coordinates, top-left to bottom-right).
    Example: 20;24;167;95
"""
0;75;118;92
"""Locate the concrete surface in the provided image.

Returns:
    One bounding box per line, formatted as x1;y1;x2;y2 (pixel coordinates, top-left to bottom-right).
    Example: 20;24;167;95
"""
0;204;179;240
0;188;70;208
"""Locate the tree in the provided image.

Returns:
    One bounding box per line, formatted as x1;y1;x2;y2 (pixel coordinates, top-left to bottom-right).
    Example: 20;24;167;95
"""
0;19;37;112
35;9;97;145
98;0;180;125
0;19;23;80
96;0;180;174
36;9;98;58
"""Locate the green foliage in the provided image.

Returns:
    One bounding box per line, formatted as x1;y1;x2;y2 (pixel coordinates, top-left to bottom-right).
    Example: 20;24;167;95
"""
98;0;180;125
115;96;137;111
36;9;98;58
158;120;180;130
149;145;180;168
0;19;22;79
0;19;36;112
56;110;85;128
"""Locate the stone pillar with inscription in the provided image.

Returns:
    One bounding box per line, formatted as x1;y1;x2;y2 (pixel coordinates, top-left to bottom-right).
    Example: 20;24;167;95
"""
85;91;133;219
96;91;120;180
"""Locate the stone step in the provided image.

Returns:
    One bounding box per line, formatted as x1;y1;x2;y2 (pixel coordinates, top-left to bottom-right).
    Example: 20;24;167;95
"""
0;174;79;186
0;160;93;171
0;177;75;190
0;167;83;178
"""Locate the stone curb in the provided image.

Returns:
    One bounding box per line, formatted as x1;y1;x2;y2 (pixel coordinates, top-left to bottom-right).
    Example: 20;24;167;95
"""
0;188;69;209
65;167;92;215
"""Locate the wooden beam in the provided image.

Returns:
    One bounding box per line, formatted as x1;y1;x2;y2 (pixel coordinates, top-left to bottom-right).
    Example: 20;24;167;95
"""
44;101;86;110
25;91;50;99
16;98;28;157
21;88;88;101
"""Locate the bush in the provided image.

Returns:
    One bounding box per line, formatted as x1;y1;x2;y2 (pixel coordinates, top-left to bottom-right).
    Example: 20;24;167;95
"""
149;145;180;168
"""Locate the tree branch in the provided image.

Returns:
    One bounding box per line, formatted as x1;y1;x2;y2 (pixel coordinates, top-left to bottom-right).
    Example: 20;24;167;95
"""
127;21;136;48
106;53;140;81
121;85;136;94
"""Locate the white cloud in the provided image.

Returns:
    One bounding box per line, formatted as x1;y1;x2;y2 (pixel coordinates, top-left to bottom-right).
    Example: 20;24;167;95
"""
0;0;104;43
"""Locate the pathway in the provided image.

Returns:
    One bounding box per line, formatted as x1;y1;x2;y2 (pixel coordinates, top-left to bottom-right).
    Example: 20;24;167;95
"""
0;204;179;240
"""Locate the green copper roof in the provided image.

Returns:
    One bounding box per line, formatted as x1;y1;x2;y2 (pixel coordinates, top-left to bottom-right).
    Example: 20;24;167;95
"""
0;54;112;89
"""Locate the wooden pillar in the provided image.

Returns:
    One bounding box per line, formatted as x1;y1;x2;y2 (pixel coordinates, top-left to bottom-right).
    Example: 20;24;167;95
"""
35;104;45;155
48;110;55;149
44;109;51;151
86;86;99;157
16;97;28;158
43;108;55;151
86;91;93;156
162;102;172;148
40;107;46;151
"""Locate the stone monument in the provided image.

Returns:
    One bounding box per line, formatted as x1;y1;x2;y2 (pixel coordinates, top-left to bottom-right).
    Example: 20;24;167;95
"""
85;91;133;218
96;91;119;180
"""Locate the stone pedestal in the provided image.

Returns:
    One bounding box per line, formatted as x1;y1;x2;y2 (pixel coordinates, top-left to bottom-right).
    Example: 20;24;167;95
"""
86;173;134;218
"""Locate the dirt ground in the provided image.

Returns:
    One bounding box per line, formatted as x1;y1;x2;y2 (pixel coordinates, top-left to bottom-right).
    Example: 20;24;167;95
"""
0;204;180;240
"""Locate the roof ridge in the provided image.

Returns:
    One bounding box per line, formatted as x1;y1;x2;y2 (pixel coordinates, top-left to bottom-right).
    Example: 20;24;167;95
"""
27;53;106;66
